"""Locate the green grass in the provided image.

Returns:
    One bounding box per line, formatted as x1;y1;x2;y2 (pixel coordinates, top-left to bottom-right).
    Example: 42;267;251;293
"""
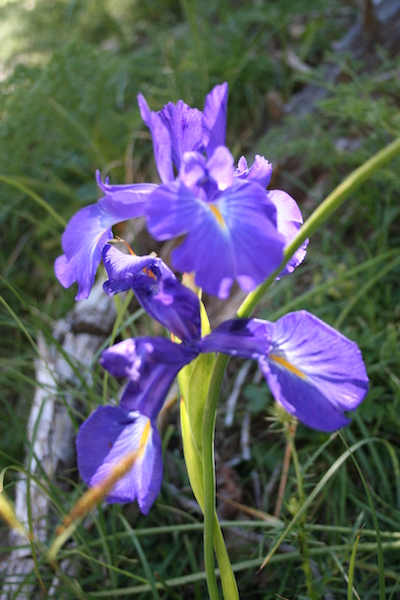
1;0;400;598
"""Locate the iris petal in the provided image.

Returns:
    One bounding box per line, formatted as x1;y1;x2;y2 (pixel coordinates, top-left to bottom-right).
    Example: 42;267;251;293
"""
100;337;199;418
158;100;204;170
103;245;201;342
268;190;308;276
235;155;273;189
146;178;285;298
202;82;228;157
138;93;174;183
55;182;156;300
201;311;368;432
261;311;369;431
76;405;162;513
200;318;271;358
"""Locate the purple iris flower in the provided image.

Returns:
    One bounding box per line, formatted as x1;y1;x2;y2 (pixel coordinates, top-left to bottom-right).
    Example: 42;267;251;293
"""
55;173;157;300
77;303;368;512
55;83;307;301
142;83;301;298
146;149;286;298
200;311;369;432
102;244;201;344
77;337;199;512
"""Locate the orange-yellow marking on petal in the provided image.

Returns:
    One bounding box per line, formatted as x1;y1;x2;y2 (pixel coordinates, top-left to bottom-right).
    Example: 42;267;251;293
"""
269;354;307;380
209;203;225;227
138;419;151;458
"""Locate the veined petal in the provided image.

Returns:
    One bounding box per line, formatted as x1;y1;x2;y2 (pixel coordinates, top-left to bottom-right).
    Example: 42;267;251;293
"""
203;82;228;157
103;245;201;342
261;311;369;431
76;405;163;513
235;155;273;189
171;211;236;298
268;190;308;276
55;183;156;300
200;318;271;358
146;180;205;239
149;178;285;298
228;184;285;293
100;337;199;418
158;100;204;170
138;93;174;183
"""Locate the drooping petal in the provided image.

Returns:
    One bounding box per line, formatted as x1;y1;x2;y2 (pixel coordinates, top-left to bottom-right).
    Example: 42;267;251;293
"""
102;243;158;293
146;180;205;239
202;82;228;157
138;93;174;183
268;190;308;276
55;183;156;300
100;337;199;418
76;405;162;513
260;311;369;431
102;245;201;342
235;155;273;189
200;318;271;358
146;178;285;298
133;275;202;344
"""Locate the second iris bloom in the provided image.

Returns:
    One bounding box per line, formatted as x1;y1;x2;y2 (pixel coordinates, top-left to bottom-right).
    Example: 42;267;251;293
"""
77;245;368;514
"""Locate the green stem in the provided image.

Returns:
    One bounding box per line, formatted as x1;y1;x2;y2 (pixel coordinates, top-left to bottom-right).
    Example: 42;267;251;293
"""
202;354;234;600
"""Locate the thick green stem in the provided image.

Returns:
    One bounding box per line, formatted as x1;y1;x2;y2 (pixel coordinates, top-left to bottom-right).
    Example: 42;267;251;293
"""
202;354;239;600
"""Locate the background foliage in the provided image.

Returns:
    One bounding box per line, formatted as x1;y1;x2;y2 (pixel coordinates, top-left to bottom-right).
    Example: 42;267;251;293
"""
1;0;400;598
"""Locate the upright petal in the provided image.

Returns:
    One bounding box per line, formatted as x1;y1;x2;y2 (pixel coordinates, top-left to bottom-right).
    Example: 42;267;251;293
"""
203;82;229;157
260;311;369;431
268;190;308;276
235;155;273;189
55;182;156;300
76;405;163;513
158;100;204;170
102;245;201;343
206;146;234;192
138;93;174;183
100;337;199;418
